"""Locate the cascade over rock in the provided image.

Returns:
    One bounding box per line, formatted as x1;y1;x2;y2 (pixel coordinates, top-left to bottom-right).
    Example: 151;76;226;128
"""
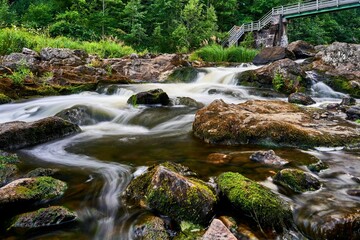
193;99;360;147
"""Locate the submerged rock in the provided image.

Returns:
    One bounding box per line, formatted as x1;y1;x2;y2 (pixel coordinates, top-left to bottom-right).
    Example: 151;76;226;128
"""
25;168;58;178
193;99;360;148
253;47;295;65
0;116;81;150
307;160;328;172
273;169;321;193
287;40;316;59
8;206;77;231
0;177;67;210
217;172;292;229
206;153;232;165
133;215;169;240
250;150;288;166
202;219;237;240
125;162;217;225
55;105;113;126
171;96;204;108
288;92;316;106
127;89;170;106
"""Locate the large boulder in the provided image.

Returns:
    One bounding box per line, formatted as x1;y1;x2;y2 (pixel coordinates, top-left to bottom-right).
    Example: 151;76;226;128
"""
217;172;292;229
0;116;81;150
287;40;316;59
192;99;360;148
125;162;217;225
288;92;316;106
0;177;67;211
8;206;77;231
273;169;321;193
236;59;307;94
127;89;170;106
252;47;295;65
40;48;88;66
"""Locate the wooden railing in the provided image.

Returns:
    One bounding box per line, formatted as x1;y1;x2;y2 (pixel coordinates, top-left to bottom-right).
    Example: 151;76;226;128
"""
223;0;360;47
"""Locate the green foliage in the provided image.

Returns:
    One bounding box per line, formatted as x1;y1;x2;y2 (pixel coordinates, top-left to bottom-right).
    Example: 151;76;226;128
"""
0;0;15;27
191;44;258;63
272;72;284;92
0;93;11;104
0;28;135;58
8;63;33;87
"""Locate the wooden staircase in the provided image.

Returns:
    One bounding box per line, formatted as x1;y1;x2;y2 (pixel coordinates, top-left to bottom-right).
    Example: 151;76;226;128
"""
223;0;360;47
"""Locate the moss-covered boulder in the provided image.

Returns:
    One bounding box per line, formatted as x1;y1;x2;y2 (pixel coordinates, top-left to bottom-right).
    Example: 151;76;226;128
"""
0;93;11;104
193;99;360;148
0;177;67;211
8;206;77;231
127;89;170;106
217;172;292;229
0;151;20;187
132;215;169;240
125;162;217;225
307;160;328;173
0;116;81;150
273;169;321;193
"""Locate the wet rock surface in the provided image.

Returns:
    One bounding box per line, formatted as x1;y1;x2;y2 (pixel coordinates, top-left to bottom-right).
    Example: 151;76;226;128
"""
127;89;170;106
133;215;169;240
0;116;81;150
125;162;217;225
250;150;288;166
273;169;321;193
287;40;316;59
8;206;77;231
288;92;316;106
193;99;360;147
253;47;295;65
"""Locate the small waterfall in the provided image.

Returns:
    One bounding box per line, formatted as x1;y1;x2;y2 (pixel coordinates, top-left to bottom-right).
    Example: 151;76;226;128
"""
307;71;347;98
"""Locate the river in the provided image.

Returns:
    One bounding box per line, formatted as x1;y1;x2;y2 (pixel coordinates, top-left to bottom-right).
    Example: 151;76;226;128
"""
0;65;359;239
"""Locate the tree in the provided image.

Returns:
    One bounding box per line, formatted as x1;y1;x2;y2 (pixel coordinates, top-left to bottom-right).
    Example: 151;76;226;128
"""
0;0;15;27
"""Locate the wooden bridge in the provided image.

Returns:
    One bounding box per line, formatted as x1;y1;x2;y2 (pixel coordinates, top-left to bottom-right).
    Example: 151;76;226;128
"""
223;0;360;47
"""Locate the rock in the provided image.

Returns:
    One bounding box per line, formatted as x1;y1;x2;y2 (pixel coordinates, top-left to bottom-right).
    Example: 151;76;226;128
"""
55;105;113;126
287;40;316;59
288;92;316;105
171;97;204;108
297;211;360;240
127;89;170;106
252;47;295;65
341;96;356;106
133;215;169;240
208;89;244;99
193;99;360;148
236;59;307;94
125;162;217;225
40;48;88;66
202;219;237;240
1;53;39;71
307;160;328;172
249;150;288;166
206;153;232;165
8;206;77;231
110;54;189;82
25;168;58;178
0;116;81;150
22;48;38;56
273;169;321;193
346;105;360;120
0;93;11;104
0;151;20;187
347;189;360;197
217;172;292;229
166;67;199;83
0;177;67;210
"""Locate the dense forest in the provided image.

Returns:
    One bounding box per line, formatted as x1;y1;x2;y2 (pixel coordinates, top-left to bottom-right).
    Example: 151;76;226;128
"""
0;0;359;52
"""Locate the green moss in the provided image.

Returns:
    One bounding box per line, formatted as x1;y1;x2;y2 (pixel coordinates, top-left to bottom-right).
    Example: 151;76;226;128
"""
0;93;11;104
217;172;292;229
307;160;328;172
166;67;200;83
0;152;20;165
235;70;260;87
273;169;321;193
173;221;203;240
327;76;360;98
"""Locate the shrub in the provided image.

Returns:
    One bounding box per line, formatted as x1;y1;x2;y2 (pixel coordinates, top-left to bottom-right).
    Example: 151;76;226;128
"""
8;63;33;86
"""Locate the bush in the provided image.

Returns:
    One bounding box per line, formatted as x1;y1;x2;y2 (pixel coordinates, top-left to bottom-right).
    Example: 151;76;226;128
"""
0;27;135;58
191;44;258;63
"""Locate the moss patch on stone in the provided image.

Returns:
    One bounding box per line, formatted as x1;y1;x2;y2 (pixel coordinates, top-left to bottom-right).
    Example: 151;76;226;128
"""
326;76;360;98
0;93;11;104
273;169;321;193
217;172;292;229
166;67;200;83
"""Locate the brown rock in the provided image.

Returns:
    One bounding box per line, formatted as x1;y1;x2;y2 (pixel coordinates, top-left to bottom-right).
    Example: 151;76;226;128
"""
287;40;316;59
206;153;232;164
203;219;237;240
253;47;295;65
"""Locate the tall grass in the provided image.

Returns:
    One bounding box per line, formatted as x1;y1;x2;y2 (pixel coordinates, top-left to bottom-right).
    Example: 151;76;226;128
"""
191;44;259;63
0;27;135;58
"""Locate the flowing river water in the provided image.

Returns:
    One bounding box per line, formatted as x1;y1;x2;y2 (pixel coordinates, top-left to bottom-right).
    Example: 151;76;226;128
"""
0;65;359;239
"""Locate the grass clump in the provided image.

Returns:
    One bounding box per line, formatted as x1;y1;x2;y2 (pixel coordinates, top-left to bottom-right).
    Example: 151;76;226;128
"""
217;172;292;230
191;44;258;63
0;27;135;58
